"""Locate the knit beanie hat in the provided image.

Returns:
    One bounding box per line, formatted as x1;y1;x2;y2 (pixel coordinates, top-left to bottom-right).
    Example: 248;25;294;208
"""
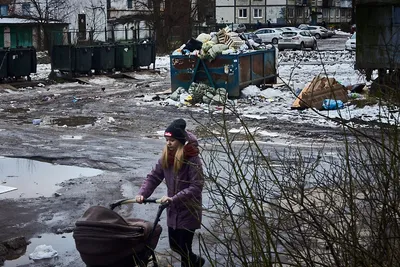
164;119;187;145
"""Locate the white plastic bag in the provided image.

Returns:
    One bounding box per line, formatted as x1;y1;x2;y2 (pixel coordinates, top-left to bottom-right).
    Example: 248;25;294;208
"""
29;244;58;260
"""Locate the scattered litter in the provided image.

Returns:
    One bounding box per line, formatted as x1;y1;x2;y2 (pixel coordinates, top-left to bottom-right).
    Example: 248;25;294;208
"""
29;244;58;260
349;83;366;93
143;94;159;102
348;92;363;99
160;98;179;106
32;119;41;125
292;75;348;110
155;88;172;95
322;99;344;110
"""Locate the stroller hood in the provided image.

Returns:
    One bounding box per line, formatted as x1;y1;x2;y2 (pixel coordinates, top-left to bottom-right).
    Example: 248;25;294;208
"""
73;205;156;266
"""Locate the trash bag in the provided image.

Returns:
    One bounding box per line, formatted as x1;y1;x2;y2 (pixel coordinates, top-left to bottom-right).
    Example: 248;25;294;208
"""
208;44;229;60
196;33;211;43
183;38;203;52
322;99;344;110
350;83;365;93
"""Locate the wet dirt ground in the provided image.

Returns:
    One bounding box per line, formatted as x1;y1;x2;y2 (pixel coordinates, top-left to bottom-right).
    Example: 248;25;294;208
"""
0;47;350;266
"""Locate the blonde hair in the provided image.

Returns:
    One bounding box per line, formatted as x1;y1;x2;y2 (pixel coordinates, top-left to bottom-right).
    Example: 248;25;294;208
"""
161;143;185;173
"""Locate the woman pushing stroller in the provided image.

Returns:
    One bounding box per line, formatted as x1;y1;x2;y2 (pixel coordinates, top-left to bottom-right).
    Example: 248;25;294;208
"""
135;118;205;267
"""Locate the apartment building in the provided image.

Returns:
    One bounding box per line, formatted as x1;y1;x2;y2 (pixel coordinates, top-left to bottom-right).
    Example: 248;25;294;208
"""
216;0;352;25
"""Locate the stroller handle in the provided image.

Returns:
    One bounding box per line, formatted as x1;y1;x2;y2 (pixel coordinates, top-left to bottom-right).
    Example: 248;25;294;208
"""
109;198;163;210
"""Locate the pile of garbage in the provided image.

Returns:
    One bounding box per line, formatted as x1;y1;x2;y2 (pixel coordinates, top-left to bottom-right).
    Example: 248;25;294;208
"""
172;26;272;61
169;82;234;106
292;75;368;110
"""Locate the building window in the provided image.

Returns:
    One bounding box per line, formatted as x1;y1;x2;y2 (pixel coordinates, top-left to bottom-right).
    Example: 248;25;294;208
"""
296;8;303;18
0;5;8;16
254;9;262;18
288;7;294;18
127;0;133;8
22;3;30;15
322;8;329;17
394;7;400;24
330;8;335;17
238;8;247;18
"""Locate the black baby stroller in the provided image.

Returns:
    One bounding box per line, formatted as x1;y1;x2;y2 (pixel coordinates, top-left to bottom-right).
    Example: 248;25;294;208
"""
73;198;168;267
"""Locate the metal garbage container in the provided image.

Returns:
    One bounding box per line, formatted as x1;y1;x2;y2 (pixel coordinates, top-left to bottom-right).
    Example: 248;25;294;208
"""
133;41;156;69
170;48;277;97
8;47;37;80
52;45;93;75
0;48;9;79
114;43;134;71
92;44;115;73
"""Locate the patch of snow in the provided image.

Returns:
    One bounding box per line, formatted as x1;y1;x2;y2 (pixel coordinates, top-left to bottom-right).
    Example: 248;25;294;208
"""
88;76;116;85
334;30;352;36
31;64;51;80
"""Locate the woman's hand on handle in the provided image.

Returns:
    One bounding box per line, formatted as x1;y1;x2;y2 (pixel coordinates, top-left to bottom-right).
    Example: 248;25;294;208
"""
135;195;144;204
160;196;173;203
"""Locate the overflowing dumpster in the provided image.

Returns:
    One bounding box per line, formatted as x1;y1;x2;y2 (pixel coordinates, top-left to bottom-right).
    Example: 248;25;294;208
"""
92;44;115;73
170;48;277;97
52;45;93;74
7;47;37;79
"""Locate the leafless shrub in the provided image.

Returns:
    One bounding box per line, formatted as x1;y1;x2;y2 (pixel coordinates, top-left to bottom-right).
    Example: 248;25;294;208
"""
193;55;400;267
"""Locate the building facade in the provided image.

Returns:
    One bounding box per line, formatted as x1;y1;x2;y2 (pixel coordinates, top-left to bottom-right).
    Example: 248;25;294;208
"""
0;0;67;49
215;0;352;26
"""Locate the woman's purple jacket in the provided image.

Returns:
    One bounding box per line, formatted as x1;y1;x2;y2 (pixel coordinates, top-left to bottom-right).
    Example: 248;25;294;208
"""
138;132;204;230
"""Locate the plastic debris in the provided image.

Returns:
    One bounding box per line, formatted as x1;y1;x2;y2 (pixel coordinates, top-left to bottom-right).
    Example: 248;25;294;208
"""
322;99;344;110
29;244;58;260
32;119;41;125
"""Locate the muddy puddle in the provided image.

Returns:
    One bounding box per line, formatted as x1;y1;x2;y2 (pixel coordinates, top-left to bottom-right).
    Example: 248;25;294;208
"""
50;116;97;127
0;157;103;199
2;108;30;113
3;233;76;267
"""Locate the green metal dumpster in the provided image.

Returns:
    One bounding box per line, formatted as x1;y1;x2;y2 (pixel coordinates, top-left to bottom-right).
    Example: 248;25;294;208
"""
133;42;156;69
92;44;115;73
0;48;8;79
115;43;134;71
8;47;37;79
170;48;277;97
51;45;93;74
